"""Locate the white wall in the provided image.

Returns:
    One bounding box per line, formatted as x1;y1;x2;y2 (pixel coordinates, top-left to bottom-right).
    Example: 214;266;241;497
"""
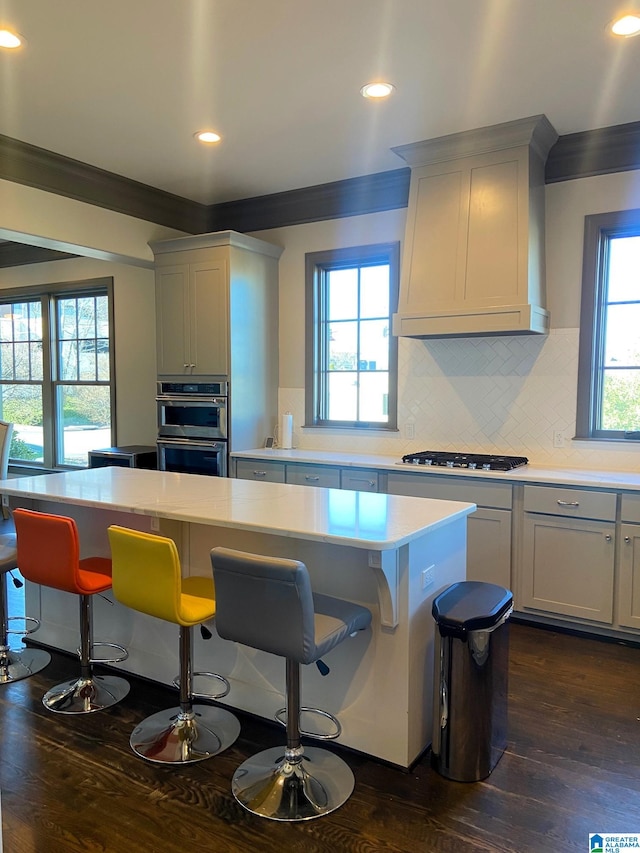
4;165;640;472
0;256;158;448
252;168;640;472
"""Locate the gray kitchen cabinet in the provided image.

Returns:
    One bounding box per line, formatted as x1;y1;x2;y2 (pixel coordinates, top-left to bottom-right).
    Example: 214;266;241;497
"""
521;485;616;624
235;458;285;483
340;469;379;492
391;116;557;338
618;494;640;630
151;231;282;453
285;464;340;489
386;471;513;589
155;259;228;376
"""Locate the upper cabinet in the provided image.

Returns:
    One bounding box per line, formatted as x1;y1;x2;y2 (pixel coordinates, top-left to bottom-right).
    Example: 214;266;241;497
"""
155;258;229;376
392;115;558;338
151;230;283;379
151;230;283;451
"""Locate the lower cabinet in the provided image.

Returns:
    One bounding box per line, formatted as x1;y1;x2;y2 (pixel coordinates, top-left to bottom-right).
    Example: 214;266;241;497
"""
285;464;340;488
521;485;616;624
619;494;640;630
386;472;513;590
234;459;285;483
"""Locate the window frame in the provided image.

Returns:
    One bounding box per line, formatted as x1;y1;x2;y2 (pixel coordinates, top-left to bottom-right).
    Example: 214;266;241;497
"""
576;209;640;440
305;242;399;431
0;277;116;469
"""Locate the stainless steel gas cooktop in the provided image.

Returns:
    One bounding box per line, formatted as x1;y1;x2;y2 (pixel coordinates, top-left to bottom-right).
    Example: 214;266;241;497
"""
401;450;529;472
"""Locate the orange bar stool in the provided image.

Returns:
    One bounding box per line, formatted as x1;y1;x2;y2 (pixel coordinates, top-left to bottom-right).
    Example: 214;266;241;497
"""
210;546;372;821
107;525;240;765
13;508;130;714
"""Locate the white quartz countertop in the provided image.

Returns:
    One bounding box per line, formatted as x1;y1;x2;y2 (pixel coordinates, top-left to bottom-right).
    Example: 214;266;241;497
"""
231;448;640;491
0;467;475;551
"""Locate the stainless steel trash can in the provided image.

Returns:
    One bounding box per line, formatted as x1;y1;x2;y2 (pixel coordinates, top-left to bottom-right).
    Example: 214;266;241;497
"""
431;581;513;782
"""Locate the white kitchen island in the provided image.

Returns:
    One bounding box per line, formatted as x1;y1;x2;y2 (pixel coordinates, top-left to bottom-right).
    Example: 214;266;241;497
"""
1;467;475;768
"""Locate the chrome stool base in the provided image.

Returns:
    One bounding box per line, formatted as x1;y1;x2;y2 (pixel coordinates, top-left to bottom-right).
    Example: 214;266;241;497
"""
232;745;355;821
130;705;241;765
43;674;130;714
0;647;51;684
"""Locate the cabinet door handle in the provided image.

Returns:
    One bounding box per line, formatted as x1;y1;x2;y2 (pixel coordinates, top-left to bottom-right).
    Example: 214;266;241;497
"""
625;536;631;543
557;500;580;507
304;475;320;482
253;471;267;477
605;534;612;542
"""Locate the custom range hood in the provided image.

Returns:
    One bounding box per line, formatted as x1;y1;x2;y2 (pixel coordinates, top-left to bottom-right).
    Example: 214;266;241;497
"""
392;115;558;339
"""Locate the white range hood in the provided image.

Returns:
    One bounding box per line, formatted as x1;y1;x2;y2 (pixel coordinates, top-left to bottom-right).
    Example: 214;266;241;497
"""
392;115;558;339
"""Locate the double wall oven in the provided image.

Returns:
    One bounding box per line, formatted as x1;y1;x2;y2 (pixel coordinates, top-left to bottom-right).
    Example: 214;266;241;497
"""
156;380;228;476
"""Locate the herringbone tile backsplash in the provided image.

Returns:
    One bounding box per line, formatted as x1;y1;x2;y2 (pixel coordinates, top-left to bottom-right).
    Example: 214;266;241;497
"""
279;328;640;472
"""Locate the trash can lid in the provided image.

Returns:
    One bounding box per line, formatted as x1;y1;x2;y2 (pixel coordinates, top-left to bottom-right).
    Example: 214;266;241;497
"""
432;581;513;633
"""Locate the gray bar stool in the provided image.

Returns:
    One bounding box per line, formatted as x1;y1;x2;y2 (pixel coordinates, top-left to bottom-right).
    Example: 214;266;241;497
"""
0;515;51;684
210;546;372;822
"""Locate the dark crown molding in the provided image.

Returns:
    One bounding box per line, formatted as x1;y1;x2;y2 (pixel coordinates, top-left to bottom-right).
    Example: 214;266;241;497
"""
545;121;640;183
0;132;208;234
1;122;640;239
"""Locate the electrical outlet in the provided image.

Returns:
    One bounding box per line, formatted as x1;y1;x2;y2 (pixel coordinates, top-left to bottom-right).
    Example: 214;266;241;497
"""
421;564;435;590
405;422;415;440
553;430;565;448
368;551;382;569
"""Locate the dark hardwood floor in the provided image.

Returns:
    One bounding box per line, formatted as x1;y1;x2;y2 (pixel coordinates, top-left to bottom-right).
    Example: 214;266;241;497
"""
1;623;639;852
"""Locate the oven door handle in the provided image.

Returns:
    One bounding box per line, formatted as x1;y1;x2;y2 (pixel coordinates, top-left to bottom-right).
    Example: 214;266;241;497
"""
156;396;226;406
157;438;226;449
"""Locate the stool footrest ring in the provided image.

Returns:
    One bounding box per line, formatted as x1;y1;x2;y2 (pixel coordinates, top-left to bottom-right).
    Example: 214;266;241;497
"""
79;641;129;665
6;615;41;637
275;706;342;740
171;671;230;700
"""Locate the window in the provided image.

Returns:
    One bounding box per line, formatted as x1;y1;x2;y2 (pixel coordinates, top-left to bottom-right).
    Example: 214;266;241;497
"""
577;210;640;439
305;243;399;429
0;279;115;468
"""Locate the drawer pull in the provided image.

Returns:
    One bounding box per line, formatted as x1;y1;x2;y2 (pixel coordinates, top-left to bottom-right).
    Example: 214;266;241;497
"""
556;500;580;507
305;475;320;482
253;471;267;477
350;478;376;487
605;534;612;542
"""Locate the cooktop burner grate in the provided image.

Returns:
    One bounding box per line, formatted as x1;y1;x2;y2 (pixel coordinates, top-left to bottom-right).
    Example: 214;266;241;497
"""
401;450;529;471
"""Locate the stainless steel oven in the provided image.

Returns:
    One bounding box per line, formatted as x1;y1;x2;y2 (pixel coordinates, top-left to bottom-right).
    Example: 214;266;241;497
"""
157;381;228;441
156;380;228;476
157;437;227;477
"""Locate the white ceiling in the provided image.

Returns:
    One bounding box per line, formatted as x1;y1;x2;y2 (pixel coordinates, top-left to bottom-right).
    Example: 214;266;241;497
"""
1;0;639;206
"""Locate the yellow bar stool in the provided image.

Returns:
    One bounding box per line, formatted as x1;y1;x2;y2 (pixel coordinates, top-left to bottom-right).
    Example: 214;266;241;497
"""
210;546;372;822
108;526;240;765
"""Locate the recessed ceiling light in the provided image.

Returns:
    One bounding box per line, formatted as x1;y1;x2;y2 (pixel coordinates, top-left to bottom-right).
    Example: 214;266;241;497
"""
194;130;222;144
360;81;395;100
610;13;640;36
0;28;24;49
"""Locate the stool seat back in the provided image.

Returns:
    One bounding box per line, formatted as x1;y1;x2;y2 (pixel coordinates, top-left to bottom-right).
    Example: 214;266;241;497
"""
13;509;111;595
108;526;215;626
210;547;371;665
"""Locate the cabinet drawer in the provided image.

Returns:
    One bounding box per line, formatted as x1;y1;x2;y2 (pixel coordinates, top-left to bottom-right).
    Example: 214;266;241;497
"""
523;485;616;521
621;493;640;523
341;469;379;492
286;464;341;489
386;472;512;509
235;459;285;483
